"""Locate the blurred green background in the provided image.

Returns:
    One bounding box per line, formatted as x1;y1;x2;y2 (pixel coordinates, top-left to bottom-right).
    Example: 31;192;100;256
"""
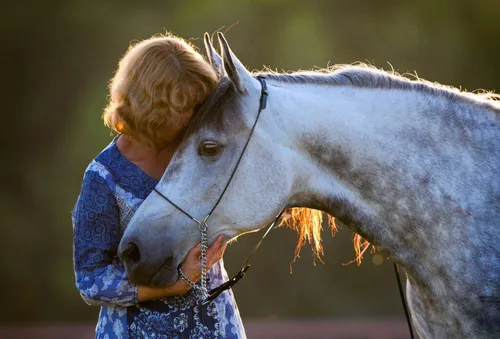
2;0;499;325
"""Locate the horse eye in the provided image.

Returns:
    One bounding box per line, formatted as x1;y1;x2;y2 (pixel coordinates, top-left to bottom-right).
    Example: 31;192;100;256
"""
199;141;221;156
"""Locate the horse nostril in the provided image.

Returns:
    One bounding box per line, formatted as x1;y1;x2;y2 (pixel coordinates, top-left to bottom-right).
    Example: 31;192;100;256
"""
123;242;141;265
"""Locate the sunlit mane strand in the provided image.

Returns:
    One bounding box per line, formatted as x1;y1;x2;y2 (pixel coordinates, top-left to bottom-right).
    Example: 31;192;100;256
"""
279;208;371;266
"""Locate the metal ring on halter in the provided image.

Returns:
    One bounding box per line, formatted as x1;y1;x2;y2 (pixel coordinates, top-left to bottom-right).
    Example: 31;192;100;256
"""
199;221;208;232
200;216;210;230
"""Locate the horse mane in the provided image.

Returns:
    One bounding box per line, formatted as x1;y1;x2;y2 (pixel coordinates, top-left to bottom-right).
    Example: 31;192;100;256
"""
260;63;500;110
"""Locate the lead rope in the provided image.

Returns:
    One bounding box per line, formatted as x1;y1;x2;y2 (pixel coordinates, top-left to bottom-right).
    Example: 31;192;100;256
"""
175;215;210;303
178;218;210;302
199;219;209;301
203;210;284;303
393;263;415;339
176;210;282;305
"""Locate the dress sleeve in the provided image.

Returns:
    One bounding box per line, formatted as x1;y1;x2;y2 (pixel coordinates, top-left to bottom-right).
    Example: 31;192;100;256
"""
72;169;138;307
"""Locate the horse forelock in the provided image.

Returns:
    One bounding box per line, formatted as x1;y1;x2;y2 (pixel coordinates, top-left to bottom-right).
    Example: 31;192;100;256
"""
185;78;239;136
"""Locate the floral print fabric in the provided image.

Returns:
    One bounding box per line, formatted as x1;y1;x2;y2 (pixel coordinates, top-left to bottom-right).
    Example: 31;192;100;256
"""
72;139;246;338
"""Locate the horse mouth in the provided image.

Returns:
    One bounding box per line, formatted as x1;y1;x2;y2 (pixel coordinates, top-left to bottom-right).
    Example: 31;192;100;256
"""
148;259;179;287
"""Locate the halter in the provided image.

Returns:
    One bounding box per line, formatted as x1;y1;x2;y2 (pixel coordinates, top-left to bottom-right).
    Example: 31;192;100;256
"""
153;76;275;303
152;76;415;339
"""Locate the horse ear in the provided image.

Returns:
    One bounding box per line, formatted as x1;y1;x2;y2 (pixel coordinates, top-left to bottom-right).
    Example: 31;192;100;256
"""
204;33;224;77
217;32;253;94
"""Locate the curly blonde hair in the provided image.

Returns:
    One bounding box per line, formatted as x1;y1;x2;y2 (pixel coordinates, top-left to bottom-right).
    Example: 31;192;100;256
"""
103;33;218;150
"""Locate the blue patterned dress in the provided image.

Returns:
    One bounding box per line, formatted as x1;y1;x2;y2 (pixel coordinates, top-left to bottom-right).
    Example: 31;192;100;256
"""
72;138;247;339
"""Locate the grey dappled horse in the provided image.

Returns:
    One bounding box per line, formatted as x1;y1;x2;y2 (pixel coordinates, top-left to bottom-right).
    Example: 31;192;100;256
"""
119;33;500;338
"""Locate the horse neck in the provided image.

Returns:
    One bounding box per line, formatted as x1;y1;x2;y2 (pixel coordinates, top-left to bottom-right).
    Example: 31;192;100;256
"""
268;80;497;287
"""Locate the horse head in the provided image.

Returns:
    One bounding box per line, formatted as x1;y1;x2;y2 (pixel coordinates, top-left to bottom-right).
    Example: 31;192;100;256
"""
118;33;294;287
